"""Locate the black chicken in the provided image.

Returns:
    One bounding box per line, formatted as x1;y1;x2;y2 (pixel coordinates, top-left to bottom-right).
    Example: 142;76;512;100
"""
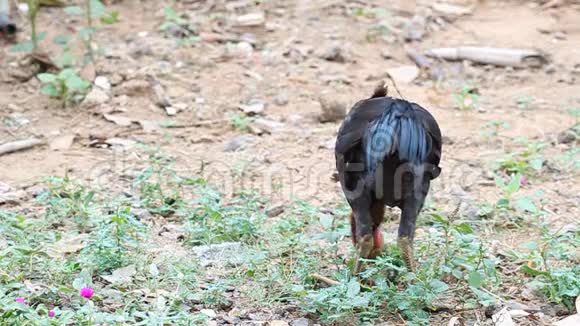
335;82;442;272
0;0;17;41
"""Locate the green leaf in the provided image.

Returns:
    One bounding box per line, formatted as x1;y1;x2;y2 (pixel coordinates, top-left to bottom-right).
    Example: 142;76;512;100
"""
430;213;447;225
468;271;483;288
53;35;72;45
505;174;521;195
515;197;538;213
37;73;57;84
319;215;333;230
529;158;543;170
58;68;76;79
100;10;120;25
79;27;97;40
521;265;547;277
520;241;538;250
37;32;48;42
346;279;360;298
90;0;106;19
55;52;75;68
65;75;90;91
496;198;510;209
65;6;83;15
429;279;449;293
455;223;473;235
41;84;60;97
9;41;34;53
164;7;180;21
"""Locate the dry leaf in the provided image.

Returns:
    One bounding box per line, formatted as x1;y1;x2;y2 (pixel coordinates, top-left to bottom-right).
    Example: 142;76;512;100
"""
101;265;137;283
448;316;465;326
492;307;515;326
24;280;43;293
49;134;76;151
46;234;88;258
104;114;134;127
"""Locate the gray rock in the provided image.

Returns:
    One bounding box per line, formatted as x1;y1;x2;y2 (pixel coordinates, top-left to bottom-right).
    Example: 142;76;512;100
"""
239;99;265;115
274;92;289;106
224;135;256;152
318;95;346;123
291;318;312;326
253;118;285;134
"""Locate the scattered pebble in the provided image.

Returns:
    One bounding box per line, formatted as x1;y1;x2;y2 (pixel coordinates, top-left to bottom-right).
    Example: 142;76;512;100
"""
94;76;111;91
224;135;256;152
318;95;346;123
82;88;110;108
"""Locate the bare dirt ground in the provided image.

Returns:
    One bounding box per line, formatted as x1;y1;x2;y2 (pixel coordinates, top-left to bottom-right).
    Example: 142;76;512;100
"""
1;0;579;325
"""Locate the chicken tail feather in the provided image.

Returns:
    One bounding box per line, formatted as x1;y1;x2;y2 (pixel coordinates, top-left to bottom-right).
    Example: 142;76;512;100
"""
364;100;430;173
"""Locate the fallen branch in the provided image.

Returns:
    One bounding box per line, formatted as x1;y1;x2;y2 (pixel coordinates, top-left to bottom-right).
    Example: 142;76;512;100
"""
0;138;44;156
425;47;547;68
309;273;340;286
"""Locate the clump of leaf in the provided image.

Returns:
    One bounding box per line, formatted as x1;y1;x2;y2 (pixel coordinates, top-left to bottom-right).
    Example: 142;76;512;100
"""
37;69;91;107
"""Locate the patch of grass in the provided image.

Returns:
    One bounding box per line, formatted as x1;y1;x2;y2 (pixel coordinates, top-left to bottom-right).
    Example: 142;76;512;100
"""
505;226;579;311
227;112;252;131
496;138;545;177
453;84;480;110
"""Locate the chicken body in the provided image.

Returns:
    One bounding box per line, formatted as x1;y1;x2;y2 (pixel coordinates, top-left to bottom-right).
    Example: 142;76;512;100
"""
335;85;442;271
0;0;16;40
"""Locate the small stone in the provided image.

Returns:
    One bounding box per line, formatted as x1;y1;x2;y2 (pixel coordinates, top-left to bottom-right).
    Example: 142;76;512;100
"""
291;318;311;326
318;44;350;63
234;12;266;27
234;41;254;57
165;106;178;116
239;100;265;115
200;309;217;319
253;118;285;134
274;92;289;106
82;88;110;108
270;321;289;326
381;49;392;59
94;76;111;91
318;95;346;123
224;135;256;152
118;79;150;97
386;65;419;84
553;31;566;40
544;64;557;74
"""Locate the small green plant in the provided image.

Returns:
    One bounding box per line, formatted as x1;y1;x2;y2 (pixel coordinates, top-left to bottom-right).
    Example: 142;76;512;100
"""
9;0;44;53
453;84;480;110
496;138;545;176
506;226;579;310
227;112;251;131
159;6;196;40
37;69;91;107
79;207;147;273
494;173;541;217
185;187;264;245
481;120;510;139
133;148;202;216
37;176;98;230
516;95;534;110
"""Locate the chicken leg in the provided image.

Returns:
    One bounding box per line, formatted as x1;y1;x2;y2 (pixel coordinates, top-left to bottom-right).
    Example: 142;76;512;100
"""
353;234;374;274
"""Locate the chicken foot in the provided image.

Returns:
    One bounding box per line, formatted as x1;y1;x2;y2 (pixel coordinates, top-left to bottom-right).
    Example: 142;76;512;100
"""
353;234;374;274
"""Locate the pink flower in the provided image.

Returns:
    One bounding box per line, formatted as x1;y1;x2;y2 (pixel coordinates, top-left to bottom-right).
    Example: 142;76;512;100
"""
80;287;94;299
520;176;527;186
15;297;27;304
48;310;55;317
